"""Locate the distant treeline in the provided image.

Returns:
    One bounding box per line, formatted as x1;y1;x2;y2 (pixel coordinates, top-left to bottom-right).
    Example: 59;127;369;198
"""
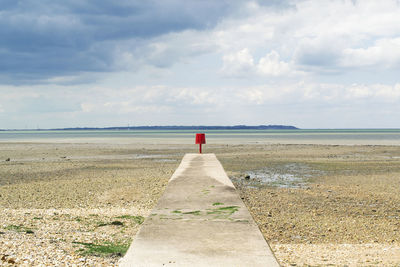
1;125;299;131
53;125;298;130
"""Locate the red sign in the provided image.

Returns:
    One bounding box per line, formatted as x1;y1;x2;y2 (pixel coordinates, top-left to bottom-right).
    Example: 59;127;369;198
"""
195;133;206;153
195;133;206;144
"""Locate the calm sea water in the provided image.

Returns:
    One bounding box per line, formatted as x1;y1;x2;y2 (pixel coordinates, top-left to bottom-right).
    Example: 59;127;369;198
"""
1;129;400;145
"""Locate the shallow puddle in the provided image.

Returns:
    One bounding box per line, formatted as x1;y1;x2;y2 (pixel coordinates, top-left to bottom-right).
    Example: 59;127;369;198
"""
235;163;323;188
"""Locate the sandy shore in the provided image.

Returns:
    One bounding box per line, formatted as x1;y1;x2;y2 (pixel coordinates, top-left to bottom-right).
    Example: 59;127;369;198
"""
1;142;400;266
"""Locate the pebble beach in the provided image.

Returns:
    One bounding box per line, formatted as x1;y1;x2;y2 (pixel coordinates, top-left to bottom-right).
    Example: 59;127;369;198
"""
1;140;400;266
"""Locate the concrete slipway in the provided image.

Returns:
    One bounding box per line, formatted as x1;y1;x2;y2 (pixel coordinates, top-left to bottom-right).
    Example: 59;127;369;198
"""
120;153;279;266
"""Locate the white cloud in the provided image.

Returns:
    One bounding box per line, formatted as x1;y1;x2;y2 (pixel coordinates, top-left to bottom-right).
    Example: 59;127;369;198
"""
102;102;171;114
2;80;400;128
375;83;400;101
341;38;400;68
171;88;219;105
236;81;400;107
346;84;372;99
221;49;292;77
210;0;400;74
80;102;95;113
221;48;254;76
290;1;400;71
111;0;400;77
257;51;290;76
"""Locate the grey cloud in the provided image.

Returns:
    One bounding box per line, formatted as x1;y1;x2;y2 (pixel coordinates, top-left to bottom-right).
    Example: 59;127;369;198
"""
255;0;298;9
0;0;235;84
293;37;344;73
296;50;339;67
16;95;81;113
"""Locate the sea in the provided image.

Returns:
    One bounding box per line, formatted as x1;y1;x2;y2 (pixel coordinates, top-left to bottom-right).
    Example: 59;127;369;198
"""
1;129;400;145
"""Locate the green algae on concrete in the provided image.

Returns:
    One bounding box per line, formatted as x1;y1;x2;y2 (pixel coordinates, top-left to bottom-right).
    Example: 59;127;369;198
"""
120;154;279;266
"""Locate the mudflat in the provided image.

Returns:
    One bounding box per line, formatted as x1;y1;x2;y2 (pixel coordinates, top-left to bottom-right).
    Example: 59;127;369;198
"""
1;142;399;266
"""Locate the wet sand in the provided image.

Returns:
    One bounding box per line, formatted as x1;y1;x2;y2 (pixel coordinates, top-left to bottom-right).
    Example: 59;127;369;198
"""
1;141;400;266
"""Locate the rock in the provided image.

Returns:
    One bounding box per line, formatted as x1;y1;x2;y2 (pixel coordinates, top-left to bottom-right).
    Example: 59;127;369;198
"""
5;158;10;161
244;175;250;180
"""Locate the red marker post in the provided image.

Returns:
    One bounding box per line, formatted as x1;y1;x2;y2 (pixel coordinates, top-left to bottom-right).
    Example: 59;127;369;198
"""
195;133;206;154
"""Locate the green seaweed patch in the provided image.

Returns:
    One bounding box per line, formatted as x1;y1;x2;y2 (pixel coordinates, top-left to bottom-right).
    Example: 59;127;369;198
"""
234;219;249;223
201;189;210;195
6;225;22;231
207;206;240;216
73;241;130;257
5;224;34;234
212;202;224;206
171;210;182;214
217;206;239;212
115;215;145;225
97;221;124;227
182;210;201;215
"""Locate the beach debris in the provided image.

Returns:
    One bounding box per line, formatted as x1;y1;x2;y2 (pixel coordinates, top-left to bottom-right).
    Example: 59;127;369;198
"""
245;175;251;180
1;255;16;264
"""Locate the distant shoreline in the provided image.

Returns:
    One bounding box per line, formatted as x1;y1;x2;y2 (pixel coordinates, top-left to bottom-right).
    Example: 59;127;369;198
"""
0;125;298;131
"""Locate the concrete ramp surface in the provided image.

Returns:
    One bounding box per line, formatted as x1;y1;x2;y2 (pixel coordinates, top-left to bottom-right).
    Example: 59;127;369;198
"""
120;153;279;266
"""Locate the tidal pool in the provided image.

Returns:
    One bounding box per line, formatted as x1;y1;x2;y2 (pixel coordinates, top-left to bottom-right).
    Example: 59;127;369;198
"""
234;163;324;188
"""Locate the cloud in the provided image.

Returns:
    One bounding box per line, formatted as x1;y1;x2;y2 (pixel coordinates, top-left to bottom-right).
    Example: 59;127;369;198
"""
221;49;292;77
20;96;81;113
341;38;400;68
212;0;400;75
257;51;290;76
4;0;400;85
116;29;218;69
2;0;400;128
2;80;400;128
0;0;234;84
288;1;400;72
221;48;254;76
345;83;400;102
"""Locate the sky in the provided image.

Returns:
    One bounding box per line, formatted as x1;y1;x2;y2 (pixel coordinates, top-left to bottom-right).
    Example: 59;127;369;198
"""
1;0;400;129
